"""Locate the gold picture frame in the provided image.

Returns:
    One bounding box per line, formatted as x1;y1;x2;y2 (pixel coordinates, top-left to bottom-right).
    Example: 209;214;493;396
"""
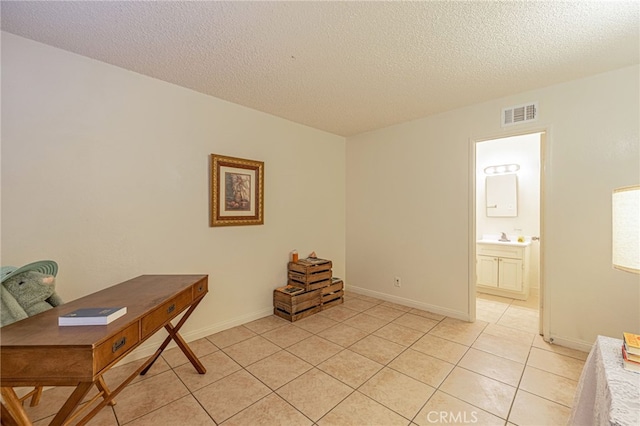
210;154;264;227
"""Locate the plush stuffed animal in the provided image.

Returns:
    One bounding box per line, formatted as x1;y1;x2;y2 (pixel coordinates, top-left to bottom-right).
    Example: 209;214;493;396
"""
1;260;62;327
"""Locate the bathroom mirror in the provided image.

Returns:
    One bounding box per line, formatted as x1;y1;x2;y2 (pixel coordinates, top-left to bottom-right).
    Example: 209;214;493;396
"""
486;174;518;217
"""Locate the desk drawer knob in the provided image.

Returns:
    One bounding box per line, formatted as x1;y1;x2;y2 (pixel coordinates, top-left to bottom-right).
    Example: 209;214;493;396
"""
167;304;175;314
198;285;204;293
112;337;126;353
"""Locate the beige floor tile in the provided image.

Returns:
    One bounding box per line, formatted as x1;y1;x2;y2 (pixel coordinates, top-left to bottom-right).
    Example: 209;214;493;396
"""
519;366;578;407
286;335;343;365
510;293;539;309
428;317;487;346
532;334;589;360
414;391;504;426
262;324;313;348
206;325;257;348
124;395;215;425
527;347;585;381
22;386;70;423
393;313;440;333
343;298;377;312
497;306;539;334
475;307;506;324
243;315;289;334
458;348;524;387
343;312;389;333
319;305;360;322
222;393;312;426
364;305;405;322
246;350;312;390
481;322;536;346
317;323;368;347
193;369;271;423
113;370;190;424
360;367;435;420
223;335;281;366
318;349;383;388
276;369;353;422
174;350;242;392
34;405;118;426
102;356;171;390
317;391;408;426
476;297;510;311
388;349;454;388
409;308;445;321
161;337;218;368
439;367;516;419
508;389;571;426
348;334;405;364
475;298;509;323
25;385;112;425
410;333;469;364
381;301;413;312
476;293;513;304
348;293;384;304
472;332;531;364
293;314;338;334
374;323;424;346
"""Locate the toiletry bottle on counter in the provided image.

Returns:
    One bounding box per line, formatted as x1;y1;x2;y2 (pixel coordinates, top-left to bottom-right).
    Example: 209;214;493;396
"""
291;250;299;262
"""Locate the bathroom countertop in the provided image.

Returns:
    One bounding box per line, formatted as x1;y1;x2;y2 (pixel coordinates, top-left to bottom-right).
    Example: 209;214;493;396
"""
477;234;531;247
477;239;531;247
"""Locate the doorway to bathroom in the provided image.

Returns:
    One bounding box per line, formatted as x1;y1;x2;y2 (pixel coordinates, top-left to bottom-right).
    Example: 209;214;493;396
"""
472;131;544;336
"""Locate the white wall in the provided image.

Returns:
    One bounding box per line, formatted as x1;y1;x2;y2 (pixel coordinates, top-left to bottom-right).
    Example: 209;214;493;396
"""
347;65;640;349
476;133;541;288
1;33;346;353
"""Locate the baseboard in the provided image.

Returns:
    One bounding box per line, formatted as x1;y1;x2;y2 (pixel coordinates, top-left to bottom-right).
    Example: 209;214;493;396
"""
118;306;274;365
546;334;594;353
346;284;471;322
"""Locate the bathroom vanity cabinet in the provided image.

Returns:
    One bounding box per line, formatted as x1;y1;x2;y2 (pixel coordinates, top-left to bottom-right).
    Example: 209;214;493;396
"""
476;241;530;300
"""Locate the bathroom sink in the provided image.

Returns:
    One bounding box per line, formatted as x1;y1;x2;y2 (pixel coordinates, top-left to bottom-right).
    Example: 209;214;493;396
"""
476;239;531;247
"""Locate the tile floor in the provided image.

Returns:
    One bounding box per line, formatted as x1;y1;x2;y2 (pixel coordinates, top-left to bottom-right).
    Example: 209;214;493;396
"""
22;291;588;425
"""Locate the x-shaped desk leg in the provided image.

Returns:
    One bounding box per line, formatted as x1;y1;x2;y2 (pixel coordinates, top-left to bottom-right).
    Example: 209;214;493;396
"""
140;297;207;376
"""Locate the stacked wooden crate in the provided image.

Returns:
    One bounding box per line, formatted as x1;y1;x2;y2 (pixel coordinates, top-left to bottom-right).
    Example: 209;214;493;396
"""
273;258;344;322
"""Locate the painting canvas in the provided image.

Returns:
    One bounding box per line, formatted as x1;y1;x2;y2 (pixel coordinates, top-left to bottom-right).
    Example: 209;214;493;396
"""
210;154;264;226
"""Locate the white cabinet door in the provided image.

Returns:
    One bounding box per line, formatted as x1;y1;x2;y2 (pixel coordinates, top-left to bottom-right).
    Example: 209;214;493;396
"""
498;258;523;291
477;256;499;287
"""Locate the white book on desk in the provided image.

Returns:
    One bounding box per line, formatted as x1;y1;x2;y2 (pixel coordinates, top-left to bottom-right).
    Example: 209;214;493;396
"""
58;307;127;326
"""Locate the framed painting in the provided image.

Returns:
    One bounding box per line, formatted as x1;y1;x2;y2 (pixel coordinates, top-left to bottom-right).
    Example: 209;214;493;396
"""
210;154;264;227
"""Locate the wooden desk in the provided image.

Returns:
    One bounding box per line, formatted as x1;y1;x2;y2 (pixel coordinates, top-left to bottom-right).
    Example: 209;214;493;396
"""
1;274;208;425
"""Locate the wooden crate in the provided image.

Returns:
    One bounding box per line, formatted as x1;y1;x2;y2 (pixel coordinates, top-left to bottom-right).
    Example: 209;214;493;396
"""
322;297;344;310
273;286;322;322
288;258;332;275
321;278;344;308
287;271;331;291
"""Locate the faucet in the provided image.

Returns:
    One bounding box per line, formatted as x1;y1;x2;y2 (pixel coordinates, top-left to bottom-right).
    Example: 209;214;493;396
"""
499;232;510;242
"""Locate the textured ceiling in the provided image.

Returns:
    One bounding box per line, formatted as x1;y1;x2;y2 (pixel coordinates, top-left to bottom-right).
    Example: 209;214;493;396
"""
1;1;638;136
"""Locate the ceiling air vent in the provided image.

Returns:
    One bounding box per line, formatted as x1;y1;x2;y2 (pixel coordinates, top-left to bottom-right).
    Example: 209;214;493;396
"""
501;102;538;127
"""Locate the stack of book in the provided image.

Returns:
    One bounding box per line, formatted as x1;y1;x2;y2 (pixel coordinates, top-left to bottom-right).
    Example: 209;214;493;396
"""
622;332;640;373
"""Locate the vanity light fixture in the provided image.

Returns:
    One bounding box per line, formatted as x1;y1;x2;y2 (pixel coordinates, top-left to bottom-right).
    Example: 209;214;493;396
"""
612;185;640;274
484;164;520;175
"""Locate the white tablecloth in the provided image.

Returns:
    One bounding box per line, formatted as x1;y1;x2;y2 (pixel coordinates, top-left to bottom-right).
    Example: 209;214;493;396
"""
569;335;640;426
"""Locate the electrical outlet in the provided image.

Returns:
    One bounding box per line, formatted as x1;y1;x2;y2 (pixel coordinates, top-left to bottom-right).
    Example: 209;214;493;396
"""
394;276;401;287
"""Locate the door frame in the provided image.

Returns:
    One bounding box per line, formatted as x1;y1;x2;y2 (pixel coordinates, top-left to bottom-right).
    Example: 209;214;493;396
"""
468;128;549;338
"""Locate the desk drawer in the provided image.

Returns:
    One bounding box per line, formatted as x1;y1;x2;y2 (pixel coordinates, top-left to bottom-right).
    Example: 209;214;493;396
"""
95;323;139;373
193;279;208;299
141;290;192;338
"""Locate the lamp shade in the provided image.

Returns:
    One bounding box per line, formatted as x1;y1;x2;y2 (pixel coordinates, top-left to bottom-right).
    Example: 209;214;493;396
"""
612;185;640;274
